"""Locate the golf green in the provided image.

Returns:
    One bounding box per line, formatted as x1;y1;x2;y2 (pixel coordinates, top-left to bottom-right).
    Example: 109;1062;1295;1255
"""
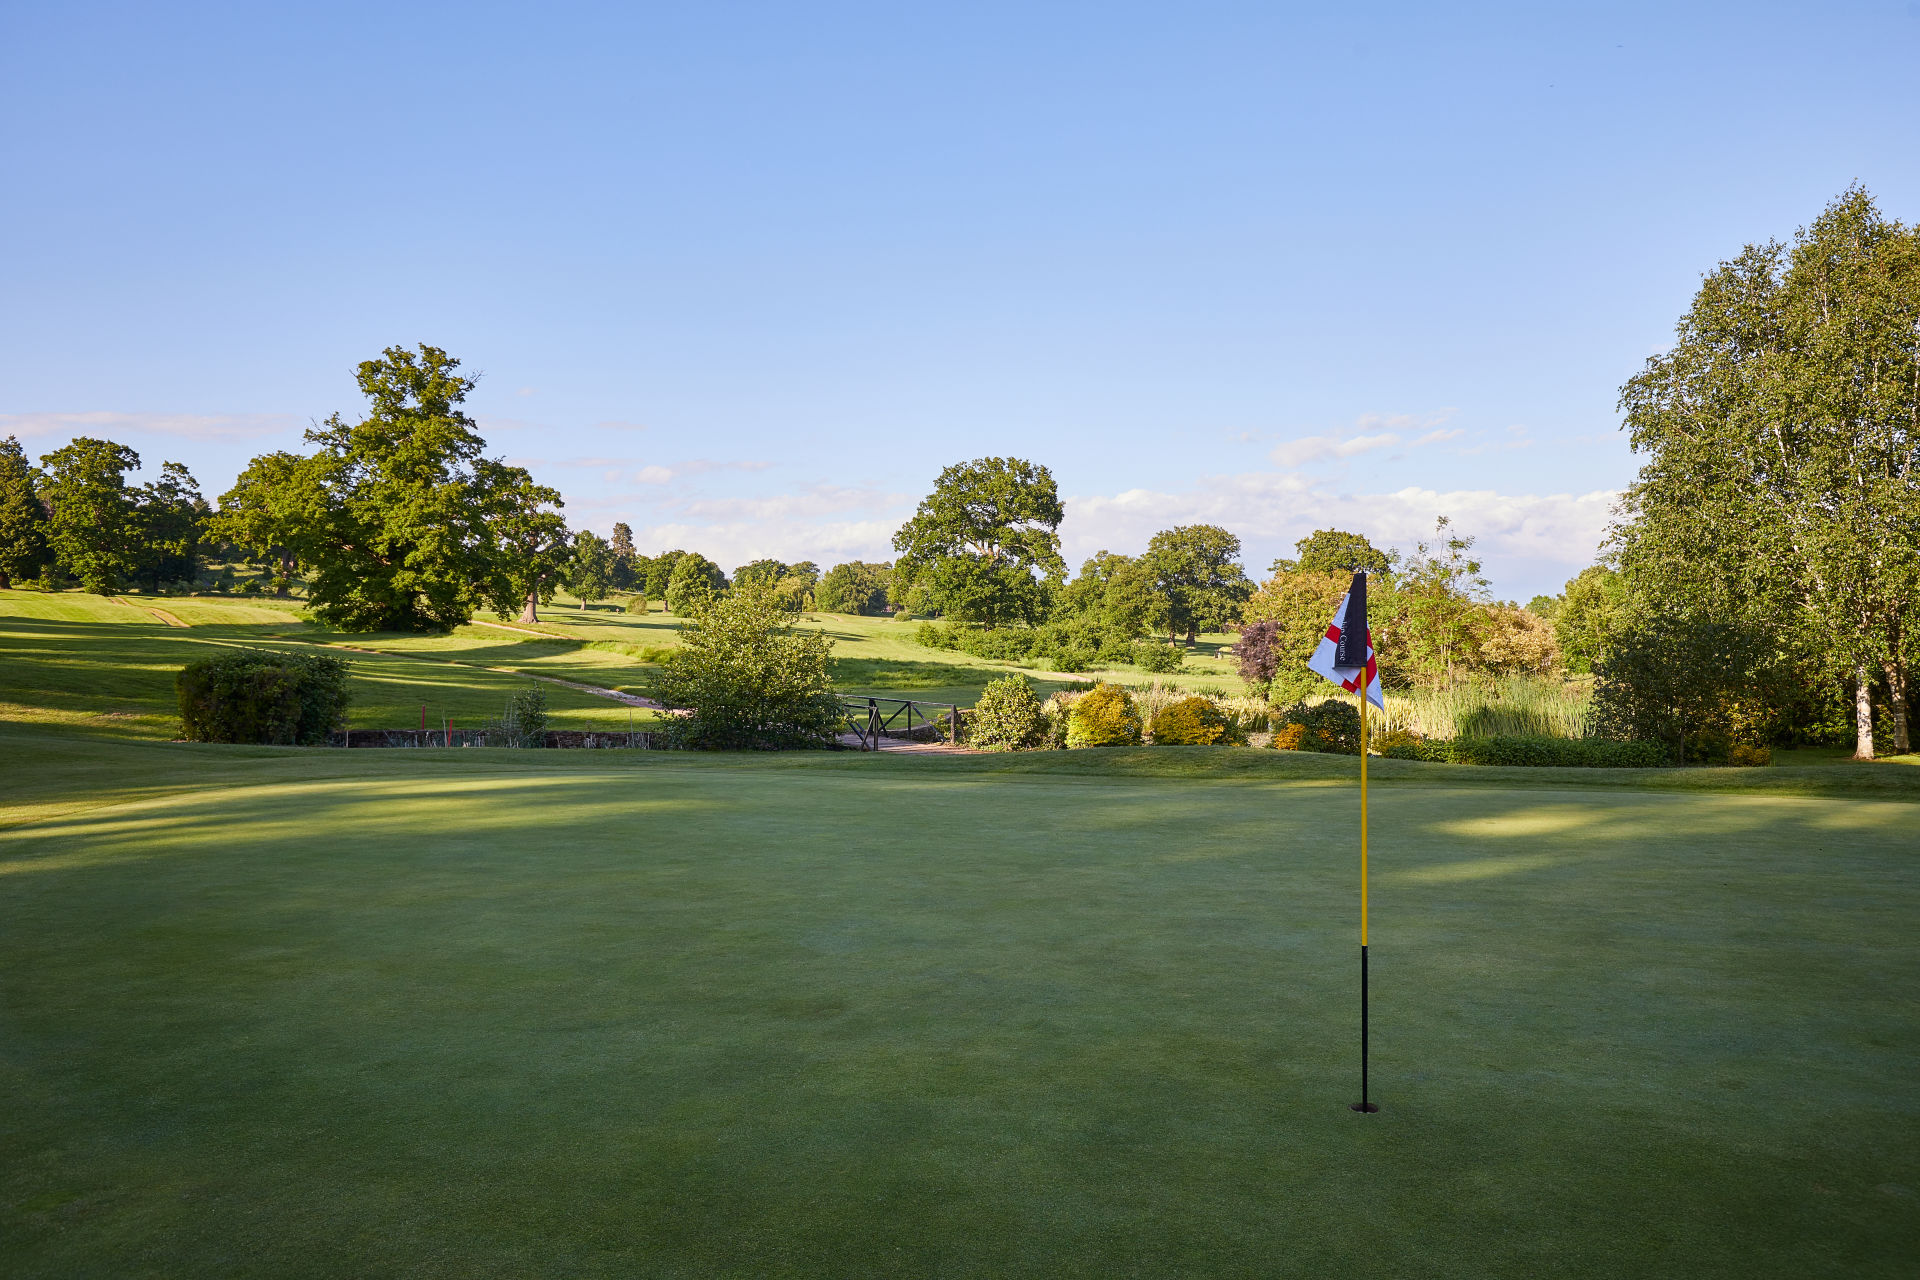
3;732;1916;1277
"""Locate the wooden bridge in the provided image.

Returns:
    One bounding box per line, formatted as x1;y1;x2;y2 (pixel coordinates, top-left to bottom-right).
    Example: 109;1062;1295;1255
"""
839;696;964;751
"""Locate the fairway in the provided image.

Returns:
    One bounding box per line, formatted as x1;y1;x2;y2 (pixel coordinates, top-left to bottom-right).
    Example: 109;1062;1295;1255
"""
3;730;1916;1277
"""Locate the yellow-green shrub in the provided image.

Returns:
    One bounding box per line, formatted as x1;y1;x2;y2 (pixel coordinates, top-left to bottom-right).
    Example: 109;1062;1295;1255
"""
1066;683;1142;747
1271;723;1307;751
1727;742;1772;767
1149;696;1231;746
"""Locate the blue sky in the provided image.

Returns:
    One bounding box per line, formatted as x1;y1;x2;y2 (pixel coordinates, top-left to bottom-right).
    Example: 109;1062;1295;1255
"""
4;1;1917;599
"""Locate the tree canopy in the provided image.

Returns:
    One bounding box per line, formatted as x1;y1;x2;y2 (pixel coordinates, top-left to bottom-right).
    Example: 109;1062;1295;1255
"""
892;457;1065;627
650;582;843;749
1143;524;1252;642
1614;186;1920;757
0;436;50;589
1276;528;1393;578
815;561;893;615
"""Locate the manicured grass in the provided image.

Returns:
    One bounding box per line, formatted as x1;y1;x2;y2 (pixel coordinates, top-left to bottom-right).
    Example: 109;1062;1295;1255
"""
2;723;1916;1277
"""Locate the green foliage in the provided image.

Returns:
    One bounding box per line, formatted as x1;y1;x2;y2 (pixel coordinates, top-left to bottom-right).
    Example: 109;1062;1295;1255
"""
968;675;1047;751
175;648;350;745
816;560;894;615
1133;640;1184;673
1552;565;1630;674
1274;698;1360;754
1393;518;1491;685
1052;551;1161;639
565;530;615;607
1048;645;1095;673
1066;683;1142;747
220;345;567;632
1615;186;1920;758
649;582;842;749
664;552;727;615
206;451;306;595
1281;528;1393;578
1381;734;1669;768
495;685;549;748
1149;695;1232;746
1143;524;1252;641
1593;616;1770;765
608;522;637;589
625;594;651;615
892;457;1065;627
643;550;685;599
36;437;144;593
0;435;51;589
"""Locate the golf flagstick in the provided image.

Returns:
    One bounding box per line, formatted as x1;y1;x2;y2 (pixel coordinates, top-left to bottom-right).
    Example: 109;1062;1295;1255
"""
1306;569;1382;1114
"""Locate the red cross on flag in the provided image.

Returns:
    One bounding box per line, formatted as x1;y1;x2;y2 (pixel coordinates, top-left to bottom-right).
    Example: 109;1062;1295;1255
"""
1307;570;1384;710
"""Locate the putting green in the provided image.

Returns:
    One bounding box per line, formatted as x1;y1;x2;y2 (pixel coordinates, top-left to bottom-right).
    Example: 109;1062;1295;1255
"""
2;730;1916;1277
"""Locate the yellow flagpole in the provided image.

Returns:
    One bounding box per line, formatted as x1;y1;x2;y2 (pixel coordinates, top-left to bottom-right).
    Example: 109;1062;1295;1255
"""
1360;691;1369;948
1352;678;1377;1112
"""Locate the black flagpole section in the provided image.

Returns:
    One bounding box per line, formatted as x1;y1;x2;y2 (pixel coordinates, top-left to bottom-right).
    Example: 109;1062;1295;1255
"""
1351;945;1376;1112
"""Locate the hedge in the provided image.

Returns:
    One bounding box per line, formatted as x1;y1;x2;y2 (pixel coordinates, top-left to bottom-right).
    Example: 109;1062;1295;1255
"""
1381;734;1669;768
177;647;351;745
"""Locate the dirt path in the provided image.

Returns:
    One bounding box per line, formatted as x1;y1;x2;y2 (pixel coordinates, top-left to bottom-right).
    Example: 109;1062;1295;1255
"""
112;596;189;628
470;619;565;639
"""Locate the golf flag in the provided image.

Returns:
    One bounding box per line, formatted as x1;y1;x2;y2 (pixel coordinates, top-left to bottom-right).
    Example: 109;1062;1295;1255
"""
1311;570;1383;1113
1308;574;1385;710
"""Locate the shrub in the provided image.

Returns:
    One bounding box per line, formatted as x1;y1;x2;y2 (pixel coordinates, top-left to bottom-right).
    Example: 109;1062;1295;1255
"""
1377;728;1425;759
177;648;351;745
1050;645;1096;673
1149;696;1231;746
1133;641;1184;673
1391;736;1668;768
625;595;650;615
1275;698;1361;754
1727;742;1772;767
496;684;549;747
1066;683;1142;747
968;676;1047;751
1271;723;1307;751
916;621;957;650
649;582;842;749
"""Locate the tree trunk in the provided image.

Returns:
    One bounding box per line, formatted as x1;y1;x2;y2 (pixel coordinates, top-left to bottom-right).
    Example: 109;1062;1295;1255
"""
276;550;294;598
1885;657;1910;755
0;569;10;590
1853;660;1876;761
519;591;539;625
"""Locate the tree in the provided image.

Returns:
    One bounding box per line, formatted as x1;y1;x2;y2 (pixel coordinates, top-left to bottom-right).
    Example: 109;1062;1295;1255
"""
1615;188;1920;758
732;559;787;590
1240;569;1349;702
1552;565;1631;674
816;561;893;615
0;435;50;589
665;552;727;614
1392;517;1490;685
476;457;569;624
1053;551;1162;638
609;522;637;589
1233;618;1285;700
1285;528;1394;578
649;582;843;749
37;437;143;593
225;345;561;631
892;457;1065;627
1143;525;1253;642
133;461;205;590
645;550;686;599
565;529;616;608
210;451;311;595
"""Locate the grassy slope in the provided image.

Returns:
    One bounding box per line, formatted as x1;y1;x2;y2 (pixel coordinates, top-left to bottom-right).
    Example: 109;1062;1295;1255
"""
0;589;1253;741
2;723;1918;1278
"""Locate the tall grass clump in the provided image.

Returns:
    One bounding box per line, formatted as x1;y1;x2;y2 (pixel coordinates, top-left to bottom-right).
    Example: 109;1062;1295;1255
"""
1378;675;1594;740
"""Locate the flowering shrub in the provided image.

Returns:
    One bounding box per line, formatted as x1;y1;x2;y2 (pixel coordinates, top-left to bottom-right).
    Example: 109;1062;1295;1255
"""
1149;696;1232;746
1067;683;1142;747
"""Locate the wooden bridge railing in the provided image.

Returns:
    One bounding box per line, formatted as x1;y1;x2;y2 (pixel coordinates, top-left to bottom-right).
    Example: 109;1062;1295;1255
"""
842;696;961;750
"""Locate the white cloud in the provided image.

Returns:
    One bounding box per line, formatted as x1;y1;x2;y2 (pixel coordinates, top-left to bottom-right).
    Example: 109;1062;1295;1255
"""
634;465;675;484
1269;431;1400;467
1411;427;1465;447
0;411;301;442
